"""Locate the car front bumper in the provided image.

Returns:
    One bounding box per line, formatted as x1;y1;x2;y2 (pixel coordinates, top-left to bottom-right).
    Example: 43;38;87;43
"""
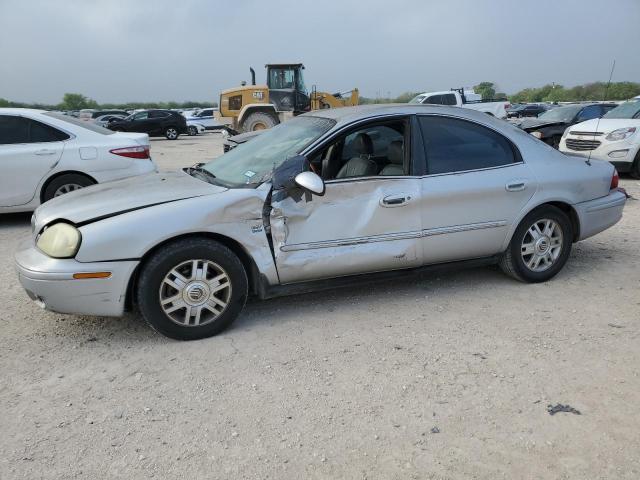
574;189;627;241
15;242;138;317
560;139;639;171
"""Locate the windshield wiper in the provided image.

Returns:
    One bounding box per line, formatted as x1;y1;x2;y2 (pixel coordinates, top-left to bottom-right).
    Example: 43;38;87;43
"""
185;164;218;184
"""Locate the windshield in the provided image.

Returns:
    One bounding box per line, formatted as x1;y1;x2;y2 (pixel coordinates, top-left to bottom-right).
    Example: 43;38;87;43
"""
203;116;335;187
408;94;426;104
537;105;582;122
43;112;115;134
603;101;640;119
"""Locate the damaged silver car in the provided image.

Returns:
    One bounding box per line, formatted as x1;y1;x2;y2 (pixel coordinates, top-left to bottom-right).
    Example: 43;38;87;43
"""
15;105;626;340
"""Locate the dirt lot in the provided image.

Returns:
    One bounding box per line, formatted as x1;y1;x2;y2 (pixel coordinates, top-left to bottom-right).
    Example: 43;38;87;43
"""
1;133;639;479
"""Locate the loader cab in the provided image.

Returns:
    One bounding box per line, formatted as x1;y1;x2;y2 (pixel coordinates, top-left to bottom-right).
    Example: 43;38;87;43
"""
265;63;311;114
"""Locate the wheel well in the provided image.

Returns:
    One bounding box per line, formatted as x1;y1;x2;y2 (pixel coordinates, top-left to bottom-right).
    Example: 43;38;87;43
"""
239;106;278;126
545;201;580;241
40;171;97;203
126;232;261;310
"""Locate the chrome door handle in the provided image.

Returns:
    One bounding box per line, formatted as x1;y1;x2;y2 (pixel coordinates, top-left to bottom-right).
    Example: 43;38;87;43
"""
380;194;411;207
506;181;527;192
35;149;56;156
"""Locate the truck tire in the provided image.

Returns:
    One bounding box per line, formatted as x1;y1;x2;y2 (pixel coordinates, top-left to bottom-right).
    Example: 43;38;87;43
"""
242;112;277;132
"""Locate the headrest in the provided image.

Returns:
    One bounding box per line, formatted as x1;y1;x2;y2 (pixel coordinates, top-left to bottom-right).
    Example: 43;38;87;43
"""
352;133;373;155
388;140;403;164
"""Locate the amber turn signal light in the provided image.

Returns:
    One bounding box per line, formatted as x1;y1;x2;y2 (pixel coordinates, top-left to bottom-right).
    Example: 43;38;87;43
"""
72;272;112;279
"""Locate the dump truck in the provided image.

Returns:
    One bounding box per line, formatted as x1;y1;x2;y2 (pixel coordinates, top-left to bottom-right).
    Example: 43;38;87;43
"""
215;63;359;132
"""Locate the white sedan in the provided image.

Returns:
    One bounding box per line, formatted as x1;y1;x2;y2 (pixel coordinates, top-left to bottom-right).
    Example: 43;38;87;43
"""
0;109;158;213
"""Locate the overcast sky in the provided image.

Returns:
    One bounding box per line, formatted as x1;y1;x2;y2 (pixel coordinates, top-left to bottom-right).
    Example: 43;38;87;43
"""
1;0;639;104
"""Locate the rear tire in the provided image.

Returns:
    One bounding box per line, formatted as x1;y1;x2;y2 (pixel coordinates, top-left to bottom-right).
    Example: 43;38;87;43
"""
164;126;179;140
43;173;95;202
242;112;277;132
500;205;572;283
136;238;248;340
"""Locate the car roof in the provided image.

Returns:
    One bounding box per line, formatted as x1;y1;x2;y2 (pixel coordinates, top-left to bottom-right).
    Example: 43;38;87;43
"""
0;108;47;115
304;103;494;124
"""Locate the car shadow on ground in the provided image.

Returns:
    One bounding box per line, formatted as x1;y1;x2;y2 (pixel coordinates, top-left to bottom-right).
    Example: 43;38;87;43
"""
0;212;32;227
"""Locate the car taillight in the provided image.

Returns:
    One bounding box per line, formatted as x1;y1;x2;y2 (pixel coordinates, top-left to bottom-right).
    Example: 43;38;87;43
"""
109;146;150;159
610;169;619;190
505;102;511;109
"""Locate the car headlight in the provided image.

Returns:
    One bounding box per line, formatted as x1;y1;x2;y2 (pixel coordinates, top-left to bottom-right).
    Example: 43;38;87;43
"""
606;127;636;141
36;223;82;258
531;131;543;139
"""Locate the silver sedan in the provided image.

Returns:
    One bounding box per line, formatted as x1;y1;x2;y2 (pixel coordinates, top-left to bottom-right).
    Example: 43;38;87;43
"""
15;105;626;340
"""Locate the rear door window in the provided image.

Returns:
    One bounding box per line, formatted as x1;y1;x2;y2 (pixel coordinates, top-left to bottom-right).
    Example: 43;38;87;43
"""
0;116;69;144
0;115;30;144
441;94;457;105
425;95;443;104
418;116;518;174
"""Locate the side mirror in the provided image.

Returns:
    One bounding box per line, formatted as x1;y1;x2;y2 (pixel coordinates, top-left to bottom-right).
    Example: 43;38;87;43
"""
294;171;325;196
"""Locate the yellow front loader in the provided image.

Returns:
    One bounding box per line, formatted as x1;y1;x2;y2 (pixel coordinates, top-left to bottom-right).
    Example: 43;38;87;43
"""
215;63;358;132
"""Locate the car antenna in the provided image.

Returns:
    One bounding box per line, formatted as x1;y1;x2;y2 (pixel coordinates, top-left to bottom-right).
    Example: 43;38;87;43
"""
586;60;616;166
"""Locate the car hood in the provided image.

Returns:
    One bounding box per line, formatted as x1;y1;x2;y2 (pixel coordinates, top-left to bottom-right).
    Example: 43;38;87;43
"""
227;130;265;145
34;171;227;231
516;117;568;131
568;118;640;134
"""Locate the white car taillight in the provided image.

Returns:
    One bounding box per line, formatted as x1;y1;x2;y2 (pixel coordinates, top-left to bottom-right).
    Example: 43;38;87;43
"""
109;146;150;159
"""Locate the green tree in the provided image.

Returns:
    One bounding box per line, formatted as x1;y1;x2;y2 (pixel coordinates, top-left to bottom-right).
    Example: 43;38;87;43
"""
60;93;98;110
474;82;496;100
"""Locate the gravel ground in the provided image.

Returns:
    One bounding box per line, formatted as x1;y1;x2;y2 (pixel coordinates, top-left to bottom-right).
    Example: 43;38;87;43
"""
1;133;639;479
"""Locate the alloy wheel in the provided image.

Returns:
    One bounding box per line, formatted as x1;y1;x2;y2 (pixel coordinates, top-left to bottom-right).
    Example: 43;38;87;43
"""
159;259;232;327
166;128;178;139
53;183;83;197
520;218;563;272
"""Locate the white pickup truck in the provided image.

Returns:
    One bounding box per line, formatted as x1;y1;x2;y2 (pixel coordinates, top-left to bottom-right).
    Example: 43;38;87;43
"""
409;88;510;119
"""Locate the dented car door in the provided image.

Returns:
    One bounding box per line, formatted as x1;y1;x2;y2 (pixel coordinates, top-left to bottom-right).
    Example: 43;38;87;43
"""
269;176;422;284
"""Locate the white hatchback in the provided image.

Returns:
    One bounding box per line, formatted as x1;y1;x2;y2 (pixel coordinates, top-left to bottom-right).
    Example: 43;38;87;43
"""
560;100;640;178
0;109;157;213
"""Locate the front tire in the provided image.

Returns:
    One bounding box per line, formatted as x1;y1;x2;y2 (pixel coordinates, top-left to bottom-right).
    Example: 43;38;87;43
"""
188;125;198;136
136;238;248;340
164;126;179;140
241;112;277;132
500;205;572;283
